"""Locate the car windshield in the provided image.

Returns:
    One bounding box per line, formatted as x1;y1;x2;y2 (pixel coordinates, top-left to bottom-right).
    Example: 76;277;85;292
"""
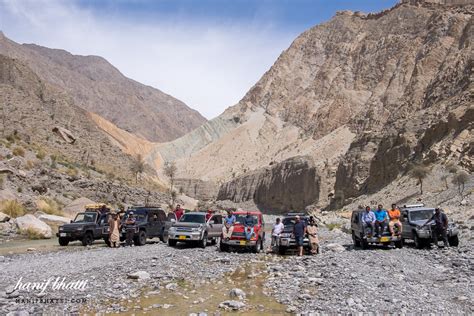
73;212;97;223
235;214;258;224
282;217;308;229
410;209;435;221
124;210;146;222
180;214;206;223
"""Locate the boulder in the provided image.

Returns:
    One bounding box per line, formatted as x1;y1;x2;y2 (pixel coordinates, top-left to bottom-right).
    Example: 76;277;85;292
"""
0;211;10;222
127;271;150;280
219;300;246;310
325;243;346;253
37;213;70;225
229;288;246;300
15;214;52;238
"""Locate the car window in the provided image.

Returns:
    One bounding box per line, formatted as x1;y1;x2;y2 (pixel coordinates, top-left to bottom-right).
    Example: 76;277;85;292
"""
99;214;109;225
74;213;97;223
180;214;206;223
235;214;258;224
352;212;359;224
211;215;223;224
167;213;176;221
282;217;309;229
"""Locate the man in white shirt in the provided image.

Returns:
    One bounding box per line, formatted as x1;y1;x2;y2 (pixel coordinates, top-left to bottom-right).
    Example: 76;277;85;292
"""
270;218;284;251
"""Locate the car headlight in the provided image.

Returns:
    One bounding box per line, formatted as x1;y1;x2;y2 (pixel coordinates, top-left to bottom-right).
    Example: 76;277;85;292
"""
59;227;63;231
191;227;202;232
169;227;176;232
76;227;83;231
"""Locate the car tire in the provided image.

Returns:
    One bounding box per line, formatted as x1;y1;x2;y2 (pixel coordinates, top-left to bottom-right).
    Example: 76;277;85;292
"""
58;237;69;246
81;232;93;246
134;230;147;246
103;237;111;247
360;234;368;250
168;239;177;247
161;230;169;244
199;234;208;249
448;235;459;247
352;231;361;247
414;233;425;249
278;246;286;255
253;238;261;253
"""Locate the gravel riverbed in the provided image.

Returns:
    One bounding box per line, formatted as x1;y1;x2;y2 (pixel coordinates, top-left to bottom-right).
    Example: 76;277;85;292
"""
0;224;472;315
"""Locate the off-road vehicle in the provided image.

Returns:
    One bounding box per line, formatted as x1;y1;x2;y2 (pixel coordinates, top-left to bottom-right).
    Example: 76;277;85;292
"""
57;210;110;246
278;213;311;255
399;204;459;248
351;209;403;249
119;207;171;246
168;212;223;248
219;210;265;253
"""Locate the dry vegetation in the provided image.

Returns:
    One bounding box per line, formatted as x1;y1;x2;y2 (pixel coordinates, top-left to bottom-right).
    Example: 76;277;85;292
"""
0;200;25;218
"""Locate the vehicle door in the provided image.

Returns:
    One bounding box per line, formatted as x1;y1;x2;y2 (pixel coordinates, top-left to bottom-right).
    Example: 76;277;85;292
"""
400;210;410;239
208;215;223;237
147;210;160;236
155;209;167;236
164;213;177;236
351;212;360;235
99;213;110;237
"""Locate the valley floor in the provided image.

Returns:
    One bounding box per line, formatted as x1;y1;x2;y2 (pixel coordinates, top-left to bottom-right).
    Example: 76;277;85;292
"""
0;224;472;315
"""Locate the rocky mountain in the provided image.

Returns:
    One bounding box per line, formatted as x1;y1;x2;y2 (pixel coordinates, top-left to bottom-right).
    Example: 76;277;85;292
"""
0;32;206;142
156;0;473;212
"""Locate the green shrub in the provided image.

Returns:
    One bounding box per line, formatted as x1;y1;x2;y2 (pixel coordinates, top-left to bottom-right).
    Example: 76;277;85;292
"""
0;200;25;218
36;149;46;160
12;146;25;157
20;227;45;240
326;223;342;231
37;197;64;216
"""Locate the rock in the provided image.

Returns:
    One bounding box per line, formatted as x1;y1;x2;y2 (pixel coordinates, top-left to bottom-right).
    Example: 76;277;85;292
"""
229;288;246;300
0;211;10;222
325;243;346;253
27;247;36;251
37;213;70;225
165;283;178;291
15;214;52;238
6;311;29;316
460;199;468;206
219;300;246;310
346;298;355;307
127;271;150;280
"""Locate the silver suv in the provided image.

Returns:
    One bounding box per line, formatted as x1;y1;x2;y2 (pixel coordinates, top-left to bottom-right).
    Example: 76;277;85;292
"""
168;212;223;248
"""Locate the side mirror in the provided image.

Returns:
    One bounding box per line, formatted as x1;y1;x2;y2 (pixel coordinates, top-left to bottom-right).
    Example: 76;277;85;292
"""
70;220;73;223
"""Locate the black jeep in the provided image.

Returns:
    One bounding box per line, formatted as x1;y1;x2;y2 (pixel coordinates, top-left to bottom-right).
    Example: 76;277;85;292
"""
57;211;110;246
120;207;172;246
399;204;459;248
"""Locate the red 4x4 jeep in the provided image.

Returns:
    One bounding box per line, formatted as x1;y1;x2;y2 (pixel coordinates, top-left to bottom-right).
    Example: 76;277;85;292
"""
219;210;265;253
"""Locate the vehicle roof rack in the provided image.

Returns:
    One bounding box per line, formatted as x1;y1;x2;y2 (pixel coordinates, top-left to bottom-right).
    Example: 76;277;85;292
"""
286;212;307;216
403;203;425;208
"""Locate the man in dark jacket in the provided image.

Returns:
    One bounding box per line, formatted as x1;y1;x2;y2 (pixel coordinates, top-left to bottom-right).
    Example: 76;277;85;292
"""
423;208;449;248
293;215;307;256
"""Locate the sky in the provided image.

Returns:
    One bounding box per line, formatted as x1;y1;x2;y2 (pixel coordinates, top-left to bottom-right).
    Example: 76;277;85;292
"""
0;0;397;119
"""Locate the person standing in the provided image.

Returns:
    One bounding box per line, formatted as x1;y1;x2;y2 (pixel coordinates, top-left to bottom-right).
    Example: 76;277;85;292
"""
293;215;307;256
306;218;319;255
374;204;388;237
124;212;136;247
423;208;449;248
174;204;184;221
222;210;237;240
270;218;284;252
108;212;121;248
362;206;376;236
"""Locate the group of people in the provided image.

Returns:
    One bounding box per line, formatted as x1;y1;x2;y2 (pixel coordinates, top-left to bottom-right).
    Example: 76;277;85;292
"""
270;215;319;256
222;210;256;241
107;211;139;247
361;204;402;237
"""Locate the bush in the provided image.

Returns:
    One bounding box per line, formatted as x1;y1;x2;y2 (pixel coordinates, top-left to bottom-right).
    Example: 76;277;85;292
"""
37;197;64;216
36;149;46;160
0;174;4;189
66;167;79;177
20;227;45;240
0;200;25;218
12;146;25;157
25;160;36;170
326;223;342;231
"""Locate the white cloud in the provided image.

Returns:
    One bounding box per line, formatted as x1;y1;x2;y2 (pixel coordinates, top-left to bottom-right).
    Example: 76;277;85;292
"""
0;0;296;119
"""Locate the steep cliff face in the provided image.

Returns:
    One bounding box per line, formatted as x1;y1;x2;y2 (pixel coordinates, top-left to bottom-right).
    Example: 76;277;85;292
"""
164;1;472;211
0;33;206;142
217;157;320;213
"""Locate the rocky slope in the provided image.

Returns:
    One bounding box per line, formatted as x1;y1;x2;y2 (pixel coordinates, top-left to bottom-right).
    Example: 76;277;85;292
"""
151;1;473;212
0;32;206;142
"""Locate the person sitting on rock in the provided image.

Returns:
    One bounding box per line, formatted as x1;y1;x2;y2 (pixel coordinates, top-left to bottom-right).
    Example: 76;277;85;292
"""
362;206;376;236
174;204;184;221
244;212;256;240
388;204;402;236
124;212;136;247
374;204;388;237
222;210;236;240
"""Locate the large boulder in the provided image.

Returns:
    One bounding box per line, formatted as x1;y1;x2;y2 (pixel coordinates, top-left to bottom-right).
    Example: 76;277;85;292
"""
36;213;70;225
15;214;52;238
63;197;96;218
0;211;10;222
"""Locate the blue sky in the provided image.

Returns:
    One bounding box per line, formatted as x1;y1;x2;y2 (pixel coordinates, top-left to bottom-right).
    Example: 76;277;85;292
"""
0;0;397;119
